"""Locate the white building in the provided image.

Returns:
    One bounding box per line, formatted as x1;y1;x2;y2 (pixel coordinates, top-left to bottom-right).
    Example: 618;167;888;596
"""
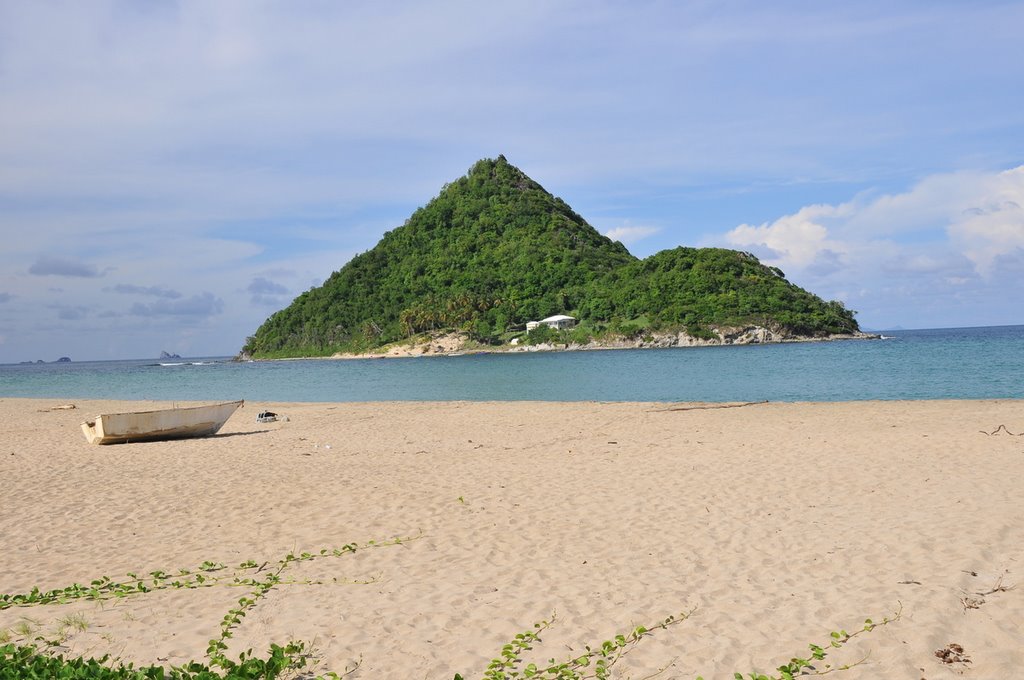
526;315;577;331
542;314;577;329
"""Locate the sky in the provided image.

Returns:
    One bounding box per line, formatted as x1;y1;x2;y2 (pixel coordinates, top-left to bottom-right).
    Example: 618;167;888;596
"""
1;1;1022;362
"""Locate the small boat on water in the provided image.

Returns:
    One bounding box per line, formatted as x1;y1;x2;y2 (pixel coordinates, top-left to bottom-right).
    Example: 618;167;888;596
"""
81;400;244;445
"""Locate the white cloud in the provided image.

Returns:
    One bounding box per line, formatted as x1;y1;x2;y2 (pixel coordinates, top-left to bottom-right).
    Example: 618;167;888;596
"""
946;167;1024;275
725;166;1024;280
725;205;838;269
604;225;660;245
720;166;1024;328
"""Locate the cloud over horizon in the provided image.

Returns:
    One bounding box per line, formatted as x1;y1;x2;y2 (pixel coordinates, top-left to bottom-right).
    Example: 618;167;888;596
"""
107;284;183;299
28;256;105;278
247;276;291;307
129;293;225;319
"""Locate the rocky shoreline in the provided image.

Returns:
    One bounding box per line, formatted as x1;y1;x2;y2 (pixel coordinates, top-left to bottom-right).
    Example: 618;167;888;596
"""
310;325;879;360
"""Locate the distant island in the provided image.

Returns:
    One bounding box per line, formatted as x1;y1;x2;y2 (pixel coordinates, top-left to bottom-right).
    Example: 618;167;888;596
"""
242;156;866;360
160;351;182;360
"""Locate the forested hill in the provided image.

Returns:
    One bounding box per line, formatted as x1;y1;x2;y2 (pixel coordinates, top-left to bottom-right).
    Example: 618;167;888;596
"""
242;156;859;357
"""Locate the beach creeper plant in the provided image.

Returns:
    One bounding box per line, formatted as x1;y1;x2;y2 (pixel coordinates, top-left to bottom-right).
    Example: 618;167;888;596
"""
0;535;416;680
203;538;406;670
0;640;322;680
452;605;900;680
1;532;897;680
0;538;409;613
454;610;693;680
0;561;232;611
700;604;902;680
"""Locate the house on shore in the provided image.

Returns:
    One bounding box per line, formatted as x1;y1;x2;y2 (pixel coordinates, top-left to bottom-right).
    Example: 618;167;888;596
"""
526;314;577;331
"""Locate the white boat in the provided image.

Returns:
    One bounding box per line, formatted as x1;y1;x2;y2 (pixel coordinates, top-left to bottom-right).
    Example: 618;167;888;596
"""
81;400;244;445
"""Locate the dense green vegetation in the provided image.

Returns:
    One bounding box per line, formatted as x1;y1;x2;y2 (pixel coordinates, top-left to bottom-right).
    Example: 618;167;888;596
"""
243;157;858;357
0;642;312;680
581;247;856;336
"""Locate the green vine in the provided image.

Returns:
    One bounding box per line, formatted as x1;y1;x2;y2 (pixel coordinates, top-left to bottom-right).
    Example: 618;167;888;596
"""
0;535;417;679
203;538;407;671
1;535;900;680
457;610;692;680
450;604;900;680
711;603;902;680
1;640;318;680
0;540;405;612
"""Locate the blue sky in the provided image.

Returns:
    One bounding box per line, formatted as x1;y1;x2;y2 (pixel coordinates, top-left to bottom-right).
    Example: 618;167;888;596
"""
1;1;1022;361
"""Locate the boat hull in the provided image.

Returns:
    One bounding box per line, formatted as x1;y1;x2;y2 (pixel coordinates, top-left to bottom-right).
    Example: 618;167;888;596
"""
81;400;244;445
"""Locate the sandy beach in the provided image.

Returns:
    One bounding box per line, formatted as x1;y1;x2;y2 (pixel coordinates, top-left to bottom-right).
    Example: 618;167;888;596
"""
1;398;1022;679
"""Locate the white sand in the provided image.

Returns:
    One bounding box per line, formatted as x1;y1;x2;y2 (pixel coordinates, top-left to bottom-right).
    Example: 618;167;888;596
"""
1;398;1022;679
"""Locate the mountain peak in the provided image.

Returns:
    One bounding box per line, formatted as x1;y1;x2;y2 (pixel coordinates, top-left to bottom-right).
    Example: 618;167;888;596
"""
459;155;542;194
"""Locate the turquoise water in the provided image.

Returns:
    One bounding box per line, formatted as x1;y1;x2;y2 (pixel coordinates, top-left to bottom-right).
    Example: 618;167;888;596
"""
1;326;1022;402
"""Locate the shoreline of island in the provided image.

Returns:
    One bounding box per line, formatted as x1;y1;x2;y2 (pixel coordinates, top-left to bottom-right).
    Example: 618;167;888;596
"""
241;325;880;361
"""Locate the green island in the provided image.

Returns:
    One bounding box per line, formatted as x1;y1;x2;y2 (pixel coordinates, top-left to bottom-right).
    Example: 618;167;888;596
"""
241;156;863;359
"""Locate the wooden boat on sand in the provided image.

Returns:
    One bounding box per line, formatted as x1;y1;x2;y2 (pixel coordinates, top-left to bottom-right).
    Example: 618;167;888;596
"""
81;400;244;445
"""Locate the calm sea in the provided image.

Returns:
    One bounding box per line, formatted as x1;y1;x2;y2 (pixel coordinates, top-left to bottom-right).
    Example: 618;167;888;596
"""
1;326;1021;402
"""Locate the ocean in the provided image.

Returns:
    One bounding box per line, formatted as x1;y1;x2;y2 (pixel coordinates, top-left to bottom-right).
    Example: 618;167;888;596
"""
1;325;1021;403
